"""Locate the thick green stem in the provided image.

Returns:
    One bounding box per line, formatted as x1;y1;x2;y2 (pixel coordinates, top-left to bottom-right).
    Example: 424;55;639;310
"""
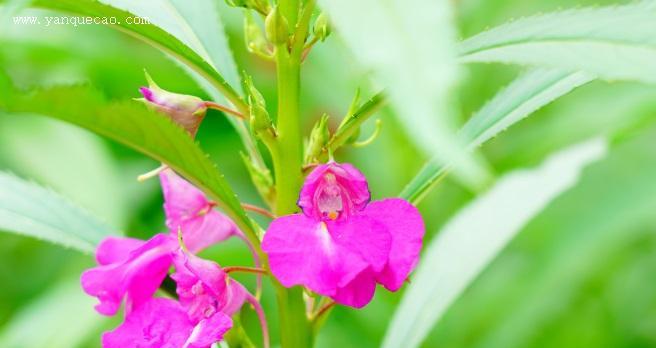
269;0;315;346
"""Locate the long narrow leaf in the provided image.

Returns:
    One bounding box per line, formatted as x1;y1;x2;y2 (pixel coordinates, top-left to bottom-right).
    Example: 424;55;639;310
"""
319;0;489;187
383;138;608;348
0;171;116;253
460;1;656;83
400;68;595;203
0;85;261;246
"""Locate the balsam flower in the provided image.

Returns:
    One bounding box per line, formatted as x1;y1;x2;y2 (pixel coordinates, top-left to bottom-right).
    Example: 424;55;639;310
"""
138;72;207;137
101;297;233;348
82;169;248;316
262;162;425;307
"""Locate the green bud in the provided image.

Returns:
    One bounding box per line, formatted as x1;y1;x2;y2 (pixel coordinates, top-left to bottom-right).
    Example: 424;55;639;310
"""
244;74;266;108
243;75;275;140
313;13;332;42
305;114;330;163
244;13;271;58
240;153;275;207
265;6;289;45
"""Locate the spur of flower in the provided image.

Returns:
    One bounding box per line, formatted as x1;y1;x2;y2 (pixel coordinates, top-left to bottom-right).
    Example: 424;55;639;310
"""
262;161;425;308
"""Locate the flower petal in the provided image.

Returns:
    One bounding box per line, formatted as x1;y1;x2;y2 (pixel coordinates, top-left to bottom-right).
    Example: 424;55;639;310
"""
160;169;240;252
332;270;377;308
96;236;146;265
102;298;194;348
363;198;425;291
184;311;233;348
325;215;391;273
298;162;370;220
81;234;176;315
262;214;370;296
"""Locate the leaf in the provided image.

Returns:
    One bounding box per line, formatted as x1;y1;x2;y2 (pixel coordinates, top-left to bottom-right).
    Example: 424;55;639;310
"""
0;171;116;253
318;0;489;187
383;138;608;348
0;279;108;348
459;1;656;83
1;85;260;244
400;68;595;203
0;116;128;228
26;0;247;111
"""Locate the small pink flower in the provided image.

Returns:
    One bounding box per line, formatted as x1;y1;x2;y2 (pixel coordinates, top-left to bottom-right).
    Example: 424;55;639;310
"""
82;169;244;316
138;72;207;137
102;297;232;348
160;169;242;253
262;162;425;307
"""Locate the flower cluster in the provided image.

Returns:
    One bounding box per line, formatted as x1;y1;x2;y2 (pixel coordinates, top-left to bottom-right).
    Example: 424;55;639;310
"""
81;169;267;348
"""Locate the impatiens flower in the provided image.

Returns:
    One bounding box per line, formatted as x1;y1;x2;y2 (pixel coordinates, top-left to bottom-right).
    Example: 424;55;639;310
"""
82;169;249;316
262;162;425;308
102;297;232;348
138;71;207;136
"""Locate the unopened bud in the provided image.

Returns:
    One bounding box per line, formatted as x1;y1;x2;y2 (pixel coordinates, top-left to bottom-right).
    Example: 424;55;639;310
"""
305;114;330;163
138;70;207;137
244;75;274;139
265;6;289;45
313;13;331;42
244;12;270;57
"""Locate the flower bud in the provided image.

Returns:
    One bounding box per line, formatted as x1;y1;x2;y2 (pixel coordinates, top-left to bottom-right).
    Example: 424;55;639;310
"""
138;71;207;137
313;13;331;42
244;12;271;58
305;114;330;163
265;6;289;46
244;75;274;140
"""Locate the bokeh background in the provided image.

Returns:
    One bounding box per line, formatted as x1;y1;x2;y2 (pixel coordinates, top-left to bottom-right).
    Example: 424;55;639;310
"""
1;0;656;347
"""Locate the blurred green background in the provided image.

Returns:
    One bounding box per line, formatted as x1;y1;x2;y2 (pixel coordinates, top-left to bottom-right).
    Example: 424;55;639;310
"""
1;0;656;347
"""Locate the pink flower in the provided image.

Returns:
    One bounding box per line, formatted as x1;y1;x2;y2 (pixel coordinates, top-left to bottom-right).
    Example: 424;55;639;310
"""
262;162;425;308
160;169;242;253
102;297;232;348
138;72;207;137
81;169;244;316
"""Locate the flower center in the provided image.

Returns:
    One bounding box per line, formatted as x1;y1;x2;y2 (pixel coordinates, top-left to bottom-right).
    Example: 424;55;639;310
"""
316;173;345;220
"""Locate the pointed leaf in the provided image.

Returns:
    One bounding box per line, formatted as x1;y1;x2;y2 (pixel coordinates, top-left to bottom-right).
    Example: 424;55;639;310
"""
384;138;608;348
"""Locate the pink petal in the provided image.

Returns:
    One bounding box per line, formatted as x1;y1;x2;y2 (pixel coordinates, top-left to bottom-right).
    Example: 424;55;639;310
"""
172;252;246;322
298;162;370;220
96;236;146;265
102;298;194;348
262;214;370;296
332;270;377;308
363;199;425;291
81;234;176;316
184;311;233;348
160;169;240;252
325;215;391;273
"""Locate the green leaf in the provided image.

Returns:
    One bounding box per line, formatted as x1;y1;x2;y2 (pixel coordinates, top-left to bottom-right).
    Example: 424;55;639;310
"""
0;171;116;253
318;0;489;188
459;1;656;83
1;85;261;247
400;68;595;203
26;0;247;111
0;116;128;228
383;138;608;348
0;279;108;348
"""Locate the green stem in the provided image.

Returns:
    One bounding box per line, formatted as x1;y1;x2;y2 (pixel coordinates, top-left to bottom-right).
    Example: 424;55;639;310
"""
270;0;315;347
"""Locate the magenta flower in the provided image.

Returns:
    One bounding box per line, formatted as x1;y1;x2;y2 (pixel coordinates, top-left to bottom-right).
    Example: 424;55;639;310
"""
138;72;207;137
102;297;232;348
82;169;246;316
262;162;425;307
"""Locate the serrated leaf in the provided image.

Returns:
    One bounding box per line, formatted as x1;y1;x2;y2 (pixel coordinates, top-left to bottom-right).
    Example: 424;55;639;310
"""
0;85;259;243
383;138;608;348
24;0;246;111
400;68;595;203
459;1;656;83
318;0;489;188
0;171;116;253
